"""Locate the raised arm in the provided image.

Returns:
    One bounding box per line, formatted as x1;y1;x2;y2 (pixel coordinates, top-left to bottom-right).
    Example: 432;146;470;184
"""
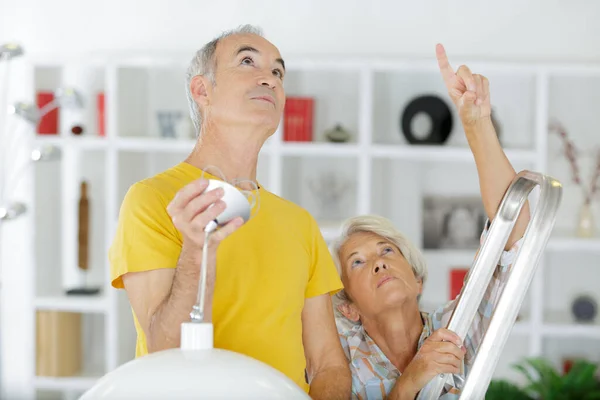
435;43;530;249
433;44;531;369
121;179;243;353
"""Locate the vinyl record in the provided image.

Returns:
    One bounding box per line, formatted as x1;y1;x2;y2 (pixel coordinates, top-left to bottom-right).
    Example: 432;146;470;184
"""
400;95;453;145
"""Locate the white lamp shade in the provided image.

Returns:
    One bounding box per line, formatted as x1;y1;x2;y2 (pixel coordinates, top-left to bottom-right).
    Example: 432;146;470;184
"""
80;324;312;400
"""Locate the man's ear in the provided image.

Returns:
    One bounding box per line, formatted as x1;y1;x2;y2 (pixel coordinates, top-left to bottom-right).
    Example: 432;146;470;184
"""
190;74;212;109
337;302;361;323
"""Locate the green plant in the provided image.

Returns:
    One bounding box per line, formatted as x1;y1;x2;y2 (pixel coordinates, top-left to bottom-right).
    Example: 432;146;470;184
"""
485;357;600;400
485;379;533;400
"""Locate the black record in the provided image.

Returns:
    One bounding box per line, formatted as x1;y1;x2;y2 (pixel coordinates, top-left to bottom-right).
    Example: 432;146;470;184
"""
400;95;453;145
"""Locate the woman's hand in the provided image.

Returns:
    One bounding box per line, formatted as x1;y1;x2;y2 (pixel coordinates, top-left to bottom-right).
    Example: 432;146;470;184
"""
436;43;491;128
396;328;466;398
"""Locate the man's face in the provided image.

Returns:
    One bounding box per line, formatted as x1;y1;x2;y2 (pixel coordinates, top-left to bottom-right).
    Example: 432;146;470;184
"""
198;33;286;136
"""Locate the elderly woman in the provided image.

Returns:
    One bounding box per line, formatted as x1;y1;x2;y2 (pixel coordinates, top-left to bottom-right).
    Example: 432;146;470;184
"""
329;46;531;399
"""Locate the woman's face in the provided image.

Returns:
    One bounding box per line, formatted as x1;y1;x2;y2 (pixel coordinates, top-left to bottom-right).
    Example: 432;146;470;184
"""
338;231;423;322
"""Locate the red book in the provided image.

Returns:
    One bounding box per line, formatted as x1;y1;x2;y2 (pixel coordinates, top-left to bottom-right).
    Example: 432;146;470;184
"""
449;268;469;300
97;92;105;136
36;92;58;135
283;97;313;142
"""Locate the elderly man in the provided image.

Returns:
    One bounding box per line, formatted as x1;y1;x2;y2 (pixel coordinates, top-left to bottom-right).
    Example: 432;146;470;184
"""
109;25;351;399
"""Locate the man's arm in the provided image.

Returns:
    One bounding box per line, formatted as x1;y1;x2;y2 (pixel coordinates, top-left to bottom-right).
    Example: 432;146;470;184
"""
120;178;242;353
122;243;207;353
302;294;352;400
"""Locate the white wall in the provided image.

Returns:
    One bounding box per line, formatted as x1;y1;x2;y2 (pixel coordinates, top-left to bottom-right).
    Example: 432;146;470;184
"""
1;0;600;62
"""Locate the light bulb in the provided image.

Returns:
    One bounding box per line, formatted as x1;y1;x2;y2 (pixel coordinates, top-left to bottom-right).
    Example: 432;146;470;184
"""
0;43;24;60
31;145;61;162
0;202;27;221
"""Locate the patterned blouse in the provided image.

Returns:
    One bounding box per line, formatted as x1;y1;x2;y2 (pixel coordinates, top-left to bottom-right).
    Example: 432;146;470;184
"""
336;223;523;399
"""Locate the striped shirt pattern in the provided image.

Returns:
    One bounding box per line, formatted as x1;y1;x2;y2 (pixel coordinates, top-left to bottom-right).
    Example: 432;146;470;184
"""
337;222;523;399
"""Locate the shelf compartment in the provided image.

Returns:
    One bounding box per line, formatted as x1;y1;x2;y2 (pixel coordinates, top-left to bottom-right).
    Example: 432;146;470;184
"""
281;155;358;228
283;69;360;144
371;70;537;150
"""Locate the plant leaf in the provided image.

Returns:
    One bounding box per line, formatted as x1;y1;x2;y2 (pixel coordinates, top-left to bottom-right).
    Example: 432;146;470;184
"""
524;358;563;395
513;360;538;388
583;392;600;400
564;360;598;391
510;357;600;400
485;379;533;400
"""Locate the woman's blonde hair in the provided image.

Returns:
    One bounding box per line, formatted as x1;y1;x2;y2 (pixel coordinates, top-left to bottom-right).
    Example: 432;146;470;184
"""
329;214;428;328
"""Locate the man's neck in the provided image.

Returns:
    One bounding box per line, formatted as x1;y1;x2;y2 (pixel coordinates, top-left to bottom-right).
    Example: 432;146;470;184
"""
185;122;269;189
362;303;424;373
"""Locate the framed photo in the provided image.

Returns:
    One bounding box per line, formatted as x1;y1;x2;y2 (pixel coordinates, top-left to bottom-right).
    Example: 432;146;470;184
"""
422;196;487;250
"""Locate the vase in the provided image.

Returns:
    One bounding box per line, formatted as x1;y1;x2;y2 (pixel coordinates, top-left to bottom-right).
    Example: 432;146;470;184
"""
576;202;595;238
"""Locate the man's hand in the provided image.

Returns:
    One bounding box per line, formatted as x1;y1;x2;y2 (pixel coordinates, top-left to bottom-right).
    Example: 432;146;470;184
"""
123;178;245;353
392;329;466;399
167;179;244;250
436;43;491;128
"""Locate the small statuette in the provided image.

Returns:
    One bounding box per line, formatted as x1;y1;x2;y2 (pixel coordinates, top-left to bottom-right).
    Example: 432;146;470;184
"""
324;123;351;143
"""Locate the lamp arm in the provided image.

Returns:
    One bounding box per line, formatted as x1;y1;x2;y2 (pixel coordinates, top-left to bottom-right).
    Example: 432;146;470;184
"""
2;160;34;206
190;226;216;323
37;100;59;120
3;123;33;196
1;101;62;207
0;53;11;204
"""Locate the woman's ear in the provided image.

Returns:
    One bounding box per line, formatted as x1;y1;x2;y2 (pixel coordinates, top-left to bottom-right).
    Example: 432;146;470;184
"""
416;278;423;295
337;302;361;323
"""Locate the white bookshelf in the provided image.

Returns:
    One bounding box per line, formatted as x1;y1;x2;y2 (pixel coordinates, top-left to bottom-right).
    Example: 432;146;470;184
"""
3;52;600;397
547;237;600;252
34;295;109;313
34;375;102;392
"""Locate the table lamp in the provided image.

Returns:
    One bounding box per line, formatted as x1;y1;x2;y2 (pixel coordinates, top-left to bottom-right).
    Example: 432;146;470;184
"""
79;179;311;399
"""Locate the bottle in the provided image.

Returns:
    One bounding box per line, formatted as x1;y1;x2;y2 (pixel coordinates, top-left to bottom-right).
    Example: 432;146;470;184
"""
78;181;89;271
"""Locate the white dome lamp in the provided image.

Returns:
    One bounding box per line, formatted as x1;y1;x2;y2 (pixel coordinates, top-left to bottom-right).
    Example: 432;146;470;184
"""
80;179;312;400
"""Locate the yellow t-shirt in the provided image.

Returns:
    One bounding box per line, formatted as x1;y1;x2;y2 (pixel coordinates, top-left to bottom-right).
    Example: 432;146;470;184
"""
108;162;343;392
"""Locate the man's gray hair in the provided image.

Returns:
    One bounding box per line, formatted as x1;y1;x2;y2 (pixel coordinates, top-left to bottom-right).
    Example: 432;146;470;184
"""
185;24;264;136
329;214;429;329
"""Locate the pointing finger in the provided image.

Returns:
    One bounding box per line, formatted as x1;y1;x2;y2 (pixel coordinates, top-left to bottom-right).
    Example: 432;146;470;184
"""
435;43;455;88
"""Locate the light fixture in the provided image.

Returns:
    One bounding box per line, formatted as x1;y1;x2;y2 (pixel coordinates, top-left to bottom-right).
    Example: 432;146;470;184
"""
8;102;40;124
45;87;85;112
30;144;61;162
5;88;84;127
80;180;311;400
0;202;26;221
0;144;61;222
0;43;24;61
0;92;73;222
